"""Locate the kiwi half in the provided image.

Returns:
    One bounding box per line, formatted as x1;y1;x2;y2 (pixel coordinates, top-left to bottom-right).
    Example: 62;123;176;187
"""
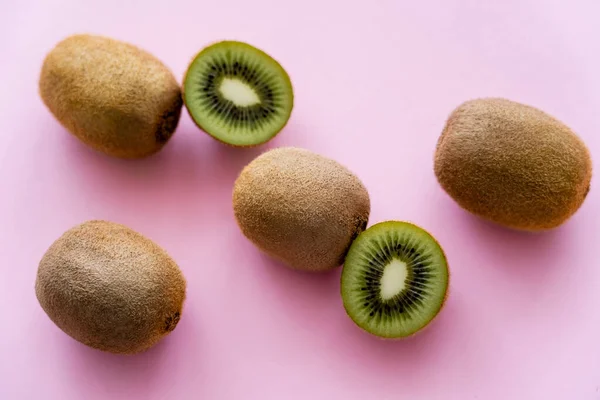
341;221;449;338
183;41;294;146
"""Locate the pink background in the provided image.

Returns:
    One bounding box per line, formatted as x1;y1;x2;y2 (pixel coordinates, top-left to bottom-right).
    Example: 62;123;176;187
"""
2;0;600;399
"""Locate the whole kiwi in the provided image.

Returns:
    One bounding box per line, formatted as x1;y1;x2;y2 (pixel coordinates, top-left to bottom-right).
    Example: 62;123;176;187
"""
434;98;592;231
39;34;183;158
233;147;371;272
35;220;186;354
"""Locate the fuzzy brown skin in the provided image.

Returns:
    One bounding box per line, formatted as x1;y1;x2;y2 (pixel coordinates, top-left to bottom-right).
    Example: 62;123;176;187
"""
39;34;183;159
35;220;187;354
233;147;371;272
434;98;593;231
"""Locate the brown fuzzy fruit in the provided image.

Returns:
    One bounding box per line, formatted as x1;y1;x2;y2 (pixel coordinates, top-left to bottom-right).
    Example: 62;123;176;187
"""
434;98;592;231
39;34;183;158
35;220;186;354
233;147;371;272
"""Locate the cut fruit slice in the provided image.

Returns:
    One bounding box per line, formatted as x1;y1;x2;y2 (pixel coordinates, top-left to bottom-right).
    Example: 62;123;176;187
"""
341;221;449;338
183;41;294;146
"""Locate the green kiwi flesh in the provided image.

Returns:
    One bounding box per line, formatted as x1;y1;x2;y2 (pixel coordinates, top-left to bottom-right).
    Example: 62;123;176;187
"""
183;41;294;146
341;221;449;338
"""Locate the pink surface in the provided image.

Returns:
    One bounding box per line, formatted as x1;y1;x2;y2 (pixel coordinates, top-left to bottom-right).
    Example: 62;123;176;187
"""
2;0;600;399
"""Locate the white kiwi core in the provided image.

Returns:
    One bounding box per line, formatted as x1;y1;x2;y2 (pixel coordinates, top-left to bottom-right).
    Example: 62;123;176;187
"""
379;259;408;300
219;78;261;106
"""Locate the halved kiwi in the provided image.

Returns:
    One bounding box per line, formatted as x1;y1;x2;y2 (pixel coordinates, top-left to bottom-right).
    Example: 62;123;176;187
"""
183;41;294;146
341;221;449;338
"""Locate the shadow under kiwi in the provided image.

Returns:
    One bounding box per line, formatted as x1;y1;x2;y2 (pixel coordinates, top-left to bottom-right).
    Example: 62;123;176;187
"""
61;300;204;399
326;278;466;383
254;252;343;320
62;330;176;398
456;207;575;280
427;184;577;276
421;191;585;329
53;116;288;226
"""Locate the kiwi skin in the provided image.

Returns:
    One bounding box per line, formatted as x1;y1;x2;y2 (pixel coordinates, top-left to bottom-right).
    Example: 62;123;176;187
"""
35;220;187;354
182;40;294;147
39;34;183;159
233;147;370;272
434;98;593;231
341;221;450;339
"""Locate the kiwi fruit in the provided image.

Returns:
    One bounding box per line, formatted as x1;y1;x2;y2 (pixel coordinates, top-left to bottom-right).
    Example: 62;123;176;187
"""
35;220;186;354
233;147;370;272
341;221;449;338
39;34;183;158
183;41;294;146
434;98;592;231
